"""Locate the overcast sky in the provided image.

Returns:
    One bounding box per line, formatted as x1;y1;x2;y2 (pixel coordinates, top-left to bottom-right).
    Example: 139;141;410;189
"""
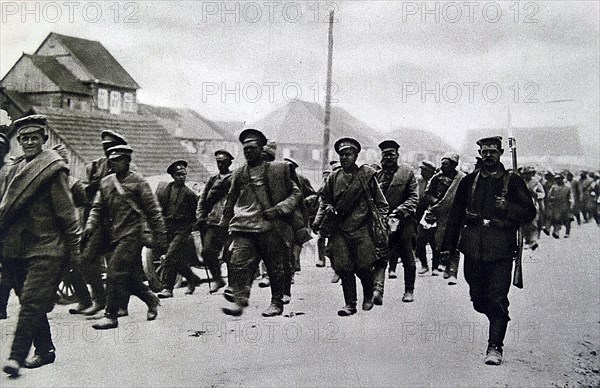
1;1;598;152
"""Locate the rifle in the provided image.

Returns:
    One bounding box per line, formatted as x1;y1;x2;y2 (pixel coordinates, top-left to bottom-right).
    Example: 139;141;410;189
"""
508;136;524;288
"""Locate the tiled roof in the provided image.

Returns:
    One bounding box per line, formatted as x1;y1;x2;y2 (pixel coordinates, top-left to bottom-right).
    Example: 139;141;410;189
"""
138;104;236;141
29;106;209;181
385;127;455;153
26;55;90;95
40;33;139;89
462;127;583;157
251;100;379;148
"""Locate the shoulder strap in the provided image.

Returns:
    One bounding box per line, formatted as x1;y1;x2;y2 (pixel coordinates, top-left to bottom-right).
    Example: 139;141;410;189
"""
468;171;481;213
501;171;511;198
110;174;142;215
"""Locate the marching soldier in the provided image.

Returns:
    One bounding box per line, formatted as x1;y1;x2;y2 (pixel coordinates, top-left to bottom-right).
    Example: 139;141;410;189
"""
0;133;11;320
442;136;536;366
415;160;438;275
83;145;167;330
78;130;132;316
422;153;465;284
221;129;302;317
374;140;419;304
156;161;202;298
196;150;235;293
546;173;573;239
521;165;545;249
0;115;81;376
313;138;389;316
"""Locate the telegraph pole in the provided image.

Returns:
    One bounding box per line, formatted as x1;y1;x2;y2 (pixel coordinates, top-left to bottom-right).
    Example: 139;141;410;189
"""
321;10;334;173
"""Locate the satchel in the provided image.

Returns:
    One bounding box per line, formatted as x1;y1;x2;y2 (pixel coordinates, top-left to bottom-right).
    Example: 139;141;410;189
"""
358;173;390;250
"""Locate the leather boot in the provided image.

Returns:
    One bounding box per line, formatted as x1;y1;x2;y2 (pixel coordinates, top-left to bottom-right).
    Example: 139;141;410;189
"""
23;352;56;369
146;293;160;321
2;359;21;377
81;301;104;316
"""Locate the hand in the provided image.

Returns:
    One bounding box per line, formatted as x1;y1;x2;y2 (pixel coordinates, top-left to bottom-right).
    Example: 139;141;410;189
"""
263;207;281;220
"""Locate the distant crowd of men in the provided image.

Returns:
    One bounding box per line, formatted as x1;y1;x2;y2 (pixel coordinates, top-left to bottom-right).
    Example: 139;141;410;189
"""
0;114;598;377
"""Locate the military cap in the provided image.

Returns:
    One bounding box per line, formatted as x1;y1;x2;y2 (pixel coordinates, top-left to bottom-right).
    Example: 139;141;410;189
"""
378;140;400;154
167;160;188;175
554;172;564;180
419;160;435;171
334;137;361;154
214;149;234;161
0;133;9;152
106;144;133;159
476;136;503;149
13;114;48;139
330;161;342;171
262;140;277;160
101;130;127;145
239;128;267;147
284;157;299;168
441;152;460;165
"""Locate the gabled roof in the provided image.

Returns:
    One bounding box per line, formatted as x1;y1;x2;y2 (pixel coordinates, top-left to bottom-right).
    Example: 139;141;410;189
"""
28;106;209;181
251;100;378;148
384;127;455;154
36;33;139;89
462;127;583;157
26;55;90;95
1;89;33;113
138;104;236;142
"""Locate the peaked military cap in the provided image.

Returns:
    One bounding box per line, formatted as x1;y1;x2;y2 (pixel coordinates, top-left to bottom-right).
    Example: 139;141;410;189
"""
239;128;267;147
0;133;9;152
167;160;188;175
523;164;536;174
214;149;234;160
284;157;299;168
330;160;342;171
476;136;503;149
419;160;435;171
101;130;128;145
106;144;133;159
13;114;48;138
378;140;400;153
334;137;361;154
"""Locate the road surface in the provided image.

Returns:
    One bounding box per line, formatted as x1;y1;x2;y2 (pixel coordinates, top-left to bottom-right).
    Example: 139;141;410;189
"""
1;223;599;387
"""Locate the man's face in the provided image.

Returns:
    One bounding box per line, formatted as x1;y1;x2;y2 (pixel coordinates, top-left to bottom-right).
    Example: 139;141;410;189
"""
440;159;456;175
339;148;358;169
172;170;187;186
421;167;434;180
108;156;129;173
243;143;262;164
216;158;232;174
19;132;45;159
381;151;398;168
478;144;503;169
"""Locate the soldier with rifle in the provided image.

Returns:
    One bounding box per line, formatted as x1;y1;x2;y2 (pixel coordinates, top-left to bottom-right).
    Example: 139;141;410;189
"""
441;136;535;366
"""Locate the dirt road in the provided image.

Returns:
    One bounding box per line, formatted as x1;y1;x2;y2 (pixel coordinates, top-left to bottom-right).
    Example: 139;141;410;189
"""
1;223;598;387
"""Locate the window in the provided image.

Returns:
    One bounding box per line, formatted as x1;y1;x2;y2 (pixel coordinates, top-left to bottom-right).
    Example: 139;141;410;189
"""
312;149;321;161
123;93;135;112
109;91;121;114
97;88;108;109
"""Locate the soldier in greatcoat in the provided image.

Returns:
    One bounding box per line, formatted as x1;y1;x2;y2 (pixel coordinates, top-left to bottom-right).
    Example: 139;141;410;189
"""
546;173;574;238
0;115;80;376
374;140;419;304
442;136;536;366
313;138;389;316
